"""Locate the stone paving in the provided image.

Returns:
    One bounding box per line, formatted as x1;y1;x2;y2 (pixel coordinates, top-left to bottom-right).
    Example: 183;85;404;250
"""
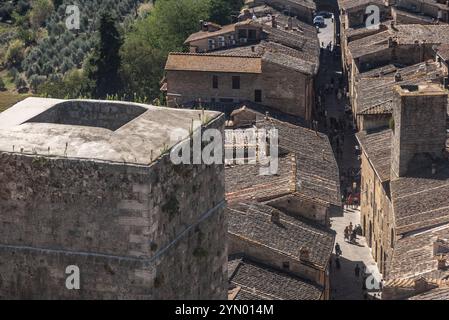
329;207;383;300
317;15;383;300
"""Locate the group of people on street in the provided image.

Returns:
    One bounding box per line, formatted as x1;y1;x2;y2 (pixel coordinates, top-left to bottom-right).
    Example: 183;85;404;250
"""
344;222;362;244
341;167;360;208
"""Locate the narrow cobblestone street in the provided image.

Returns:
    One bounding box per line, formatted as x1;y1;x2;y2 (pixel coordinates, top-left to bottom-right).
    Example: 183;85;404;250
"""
316;12;382;300
329;207;383;299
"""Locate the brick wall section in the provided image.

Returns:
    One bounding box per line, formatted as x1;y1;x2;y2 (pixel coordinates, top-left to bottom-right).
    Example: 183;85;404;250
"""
0;116;228;300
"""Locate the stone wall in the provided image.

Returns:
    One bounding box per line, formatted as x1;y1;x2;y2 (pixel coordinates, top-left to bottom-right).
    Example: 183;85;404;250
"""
0;116;228;300
358;114;390;131
360;151;394;276
166;60;313;120
268;195;329;226
391;87;448;177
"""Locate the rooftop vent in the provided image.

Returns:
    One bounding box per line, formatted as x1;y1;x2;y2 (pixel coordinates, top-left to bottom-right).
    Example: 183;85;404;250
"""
270;210;280;224
300;247;310;262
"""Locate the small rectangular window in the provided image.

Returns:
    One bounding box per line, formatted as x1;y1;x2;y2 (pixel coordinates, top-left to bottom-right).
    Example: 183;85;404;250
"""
255;89;262;102
208;39;215;50
232;76;240;89
248;29;257;40
212;75;218;89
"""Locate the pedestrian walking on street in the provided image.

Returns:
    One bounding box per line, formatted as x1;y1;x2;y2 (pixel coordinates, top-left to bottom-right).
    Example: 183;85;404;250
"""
344;226;349;242
349;222;353;234
351;229;357;243
335;243;342;256
355;264;360;278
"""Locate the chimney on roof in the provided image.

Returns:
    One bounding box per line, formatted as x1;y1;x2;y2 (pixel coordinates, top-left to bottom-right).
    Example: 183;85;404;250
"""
437;255;447;270
288;16;293;30
272;15;277;28
265;111;269;120
300;247;310;262
394;71;402;82
251;45;255;52
270;210;280;224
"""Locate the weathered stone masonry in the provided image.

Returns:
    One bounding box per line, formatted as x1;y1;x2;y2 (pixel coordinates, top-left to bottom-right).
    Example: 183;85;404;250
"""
0;100;228;300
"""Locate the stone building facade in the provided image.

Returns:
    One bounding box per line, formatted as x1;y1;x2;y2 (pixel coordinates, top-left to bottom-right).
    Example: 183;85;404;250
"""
164;53;315;119
0;98;228;300
163;6;320;123
357;84;449;298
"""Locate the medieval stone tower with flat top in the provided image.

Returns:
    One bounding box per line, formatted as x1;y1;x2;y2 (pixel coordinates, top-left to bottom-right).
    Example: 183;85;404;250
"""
390;84;448;178
0;98;227;300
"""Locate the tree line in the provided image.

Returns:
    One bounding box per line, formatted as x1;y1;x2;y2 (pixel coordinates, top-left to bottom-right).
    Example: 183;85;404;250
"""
1;0;243;102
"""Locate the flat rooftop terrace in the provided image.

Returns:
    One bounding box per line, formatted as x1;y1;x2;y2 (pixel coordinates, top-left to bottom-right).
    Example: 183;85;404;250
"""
0;98;222;165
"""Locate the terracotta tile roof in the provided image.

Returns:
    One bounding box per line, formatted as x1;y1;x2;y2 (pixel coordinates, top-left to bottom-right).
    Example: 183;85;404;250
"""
227;203;336;269
394;24;449;44
165;53;263;73
385;277;449;288
392;7;436;24
355;61;444;115
256;118;342;207
437;44;449;62
388;223;449;280
228;255;323;300
408;287;449;300
338;0;385;11
223;114;341;207
391;160;449;235
356;129;392;182
225;154;296;203
218;40;318;75
348;31;391;59
184;23;237;43
181;6;320;75
348;25;449;59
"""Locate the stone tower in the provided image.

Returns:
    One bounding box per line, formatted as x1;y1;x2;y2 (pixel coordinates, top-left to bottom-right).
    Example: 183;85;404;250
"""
390;84;448;178
0;98;228;300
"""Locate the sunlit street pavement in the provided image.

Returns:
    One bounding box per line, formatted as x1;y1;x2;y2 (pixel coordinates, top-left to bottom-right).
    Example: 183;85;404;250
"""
316;14;382;300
